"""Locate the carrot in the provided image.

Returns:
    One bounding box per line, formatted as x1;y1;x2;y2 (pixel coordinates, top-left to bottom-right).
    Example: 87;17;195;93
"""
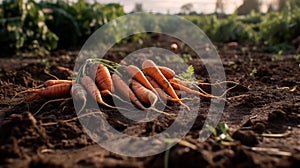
27;93;42;101
168;78;213;98
146;76;177;102
142;60;180;102
158;66;175;79
71;83;87;114
39;84;72;98
45;79;73;87
100;90;112;96
95;63;114;92
80;75;115;108
86;63;132;104
126;65;158;95
111;74;146;110
112;74;174;115
16;83;72;101
56;66;74;75
130;79;158;107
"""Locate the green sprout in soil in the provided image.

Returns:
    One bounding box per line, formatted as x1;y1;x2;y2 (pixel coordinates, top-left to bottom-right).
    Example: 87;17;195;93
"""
177;65;194;80
206;122;293;156
228;61;238;69
163;139;172;168
206;122;233;145
272;50;283;61
294;54;300;60
249;67;257;77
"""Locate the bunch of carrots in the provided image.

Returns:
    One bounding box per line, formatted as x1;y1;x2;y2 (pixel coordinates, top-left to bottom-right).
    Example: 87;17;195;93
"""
15;59;222;114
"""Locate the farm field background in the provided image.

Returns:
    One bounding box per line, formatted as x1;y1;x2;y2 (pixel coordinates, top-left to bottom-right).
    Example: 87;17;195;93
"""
0;0;300;167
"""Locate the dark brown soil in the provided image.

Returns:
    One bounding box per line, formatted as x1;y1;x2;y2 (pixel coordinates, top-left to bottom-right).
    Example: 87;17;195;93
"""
1;34;300;168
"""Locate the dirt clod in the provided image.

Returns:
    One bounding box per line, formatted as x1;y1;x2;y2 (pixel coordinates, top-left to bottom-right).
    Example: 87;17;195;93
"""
232;130;259;146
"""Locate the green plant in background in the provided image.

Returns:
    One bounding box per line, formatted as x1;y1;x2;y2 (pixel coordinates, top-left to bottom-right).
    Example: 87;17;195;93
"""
39;0;124;48
214;14;259;43
39;1;81;48
0;0;125;56
1;0;300;56
238;10;263;24
22;0;58;52
0;0;58;56
183;8;300;52
183;14;220;39
260;5;300;53
184;13;260;44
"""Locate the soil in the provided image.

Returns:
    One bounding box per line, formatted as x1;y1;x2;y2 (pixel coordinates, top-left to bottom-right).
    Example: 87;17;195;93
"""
0;34;300;168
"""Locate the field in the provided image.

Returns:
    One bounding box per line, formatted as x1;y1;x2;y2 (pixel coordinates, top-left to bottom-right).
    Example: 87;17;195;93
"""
1;34;300;168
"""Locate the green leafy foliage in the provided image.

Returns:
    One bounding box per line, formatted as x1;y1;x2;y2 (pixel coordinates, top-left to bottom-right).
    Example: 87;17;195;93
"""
183;14;220;39
206;122;233;143
183;9;300;52
259;8;300;52
238;11;263;24
178;65;194;80
39;2;81;48
184;14;260;43
294;54;300;60
1;0;300;56
214;15;259;43
0;0;58;56
249;67;257;77
0;0;124;56
38;0;124;48
22;1;58;52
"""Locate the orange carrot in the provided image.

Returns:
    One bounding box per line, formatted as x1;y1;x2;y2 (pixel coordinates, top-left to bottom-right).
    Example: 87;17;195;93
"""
45;79;73;87
111;74;146;110
39;84;72;98
169;79;213;98
100;90;112;96
27;93;42;101
80;75;115;108
18;83;72;101
56;66;74;75
142;59;181;103
130;79;158;107
158;66;175;79
126;65;158;95
95;63;114;92
146;76;177;102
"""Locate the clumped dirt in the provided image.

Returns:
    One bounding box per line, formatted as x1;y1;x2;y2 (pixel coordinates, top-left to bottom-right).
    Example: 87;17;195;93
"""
0;34;300;168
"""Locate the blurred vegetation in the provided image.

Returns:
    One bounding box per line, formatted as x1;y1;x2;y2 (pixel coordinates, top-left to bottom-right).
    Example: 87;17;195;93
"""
0;0;58;56
0;0;124;56
184;2;300;53
0;0;300;56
